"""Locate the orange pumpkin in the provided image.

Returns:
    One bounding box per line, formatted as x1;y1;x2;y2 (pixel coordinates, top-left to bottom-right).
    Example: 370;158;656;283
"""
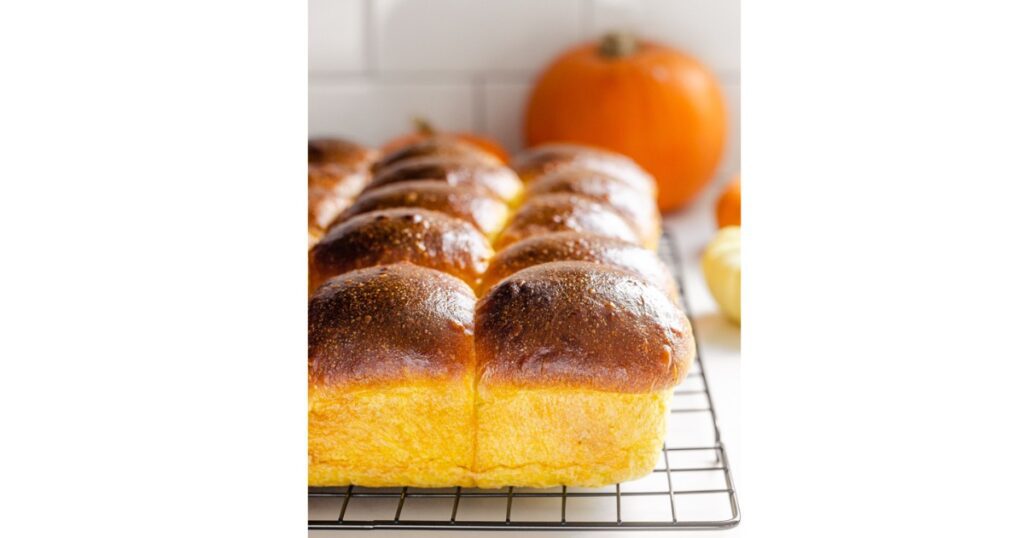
525;33;727;211
381;118;509;163
716;176;741;228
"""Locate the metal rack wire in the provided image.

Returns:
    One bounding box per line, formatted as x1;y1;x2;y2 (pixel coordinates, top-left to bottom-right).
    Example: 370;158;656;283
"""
309;230;740;531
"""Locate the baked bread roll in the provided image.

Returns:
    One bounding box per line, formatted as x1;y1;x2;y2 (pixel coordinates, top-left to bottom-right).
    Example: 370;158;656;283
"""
373;136;500;173
308;264;476;487
526;169;662;249
512;143;656;195
494;193;641;250
307;139;377;249
480;232;678;300
474;262;694;488
366;156;523;204
309;208;493;292
309;137;377;166
330;181;510;241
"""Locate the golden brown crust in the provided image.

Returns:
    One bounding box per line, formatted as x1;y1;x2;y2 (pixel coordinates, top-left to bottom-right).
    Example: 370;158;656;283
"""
308;163;372;249
331;181;509;239
309;263;476;387
480;232;678;300
494;193;641;250
511;144;656;194
309;163;369;210
475;261;693;392
308;137;378;167
309;208;494;291
526;169;661;249
366;156;523;203
373;137;500;173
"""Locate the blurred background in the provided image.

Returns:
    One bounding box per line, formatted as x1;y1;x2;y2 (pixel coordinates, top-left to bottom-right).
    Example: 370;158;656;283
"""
308;0;740;217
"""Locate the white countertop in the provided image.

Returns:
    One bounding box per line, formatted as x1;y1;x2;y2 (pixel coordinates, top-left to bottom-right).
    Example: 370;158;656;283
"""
311;190;742;537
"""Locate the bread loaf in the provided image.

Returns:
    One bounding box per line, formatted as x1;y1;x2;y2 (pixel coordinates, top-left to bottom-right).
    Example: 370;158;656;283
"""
308;139;692;489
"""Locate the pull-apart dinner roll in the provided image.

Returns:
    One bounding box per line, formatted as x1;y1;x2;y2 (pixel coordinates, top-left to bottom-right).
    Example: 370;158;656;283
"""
511;143;656;195
474;262;694;488
309;137;378;167
494;193;641;250
527;169;662;249
331;181;510;241
307;138;377;249
366;156;523;204
308;264;477;487
373;136;501;173
308;208;493;292
308;164;371;247
479;232;678;301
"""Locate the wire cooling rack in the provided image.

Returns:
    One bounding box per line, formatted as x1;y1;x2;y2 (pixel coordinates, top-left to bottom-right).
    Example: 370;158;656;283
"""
309;230;741;531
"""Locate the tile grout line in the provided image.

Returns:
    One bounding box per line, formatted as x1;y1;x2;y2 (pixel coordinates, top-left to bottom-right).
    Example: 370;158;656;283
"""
307;70;741;86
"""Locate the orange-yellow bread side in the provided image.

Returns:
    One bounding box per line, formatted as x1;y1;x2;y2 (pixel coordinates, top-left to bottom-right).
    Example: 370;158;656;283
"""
473;262;694;488
309;378;475;488
308;264;477;487
473;386;672;488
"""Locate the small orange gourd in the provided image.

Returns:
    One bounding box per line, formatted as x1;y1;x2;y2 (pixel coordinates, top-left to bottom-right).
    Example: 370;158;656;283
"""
716;177;741;228
525;33;727;211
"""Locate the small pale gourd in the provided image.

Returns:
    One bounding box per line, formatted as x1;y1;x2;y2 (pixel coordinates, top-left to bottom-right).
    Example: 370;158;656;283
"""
702;226;741;324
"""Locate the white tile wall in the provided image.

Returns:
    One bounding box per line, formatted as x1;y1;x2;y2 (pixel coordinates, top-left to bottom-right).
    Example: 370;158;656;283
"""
482;81;532;154
309;82;474;143
309;0;740;173
373;0;584;73
722;82;741;179
308;0;365;72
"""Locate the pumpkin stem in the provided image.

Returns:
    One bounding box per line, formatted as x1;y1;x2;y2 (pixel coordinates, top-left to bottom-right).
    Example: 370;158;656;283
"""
599;32;638;58
412;117;437;136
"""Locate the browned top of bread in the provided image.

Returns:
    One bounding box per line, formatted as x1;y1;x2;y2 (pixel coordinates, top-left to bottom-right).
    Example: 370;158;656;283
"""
494;193;641;250
309;162;369;201
475;261;693;392
373;137;500;173
331;180;509;239
511;144;656;194
366;156;523;203
308;137;377;167
309;263;476;387
308;163;371;240
309;208;494;291
526;169;661;248
480;232;678;300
